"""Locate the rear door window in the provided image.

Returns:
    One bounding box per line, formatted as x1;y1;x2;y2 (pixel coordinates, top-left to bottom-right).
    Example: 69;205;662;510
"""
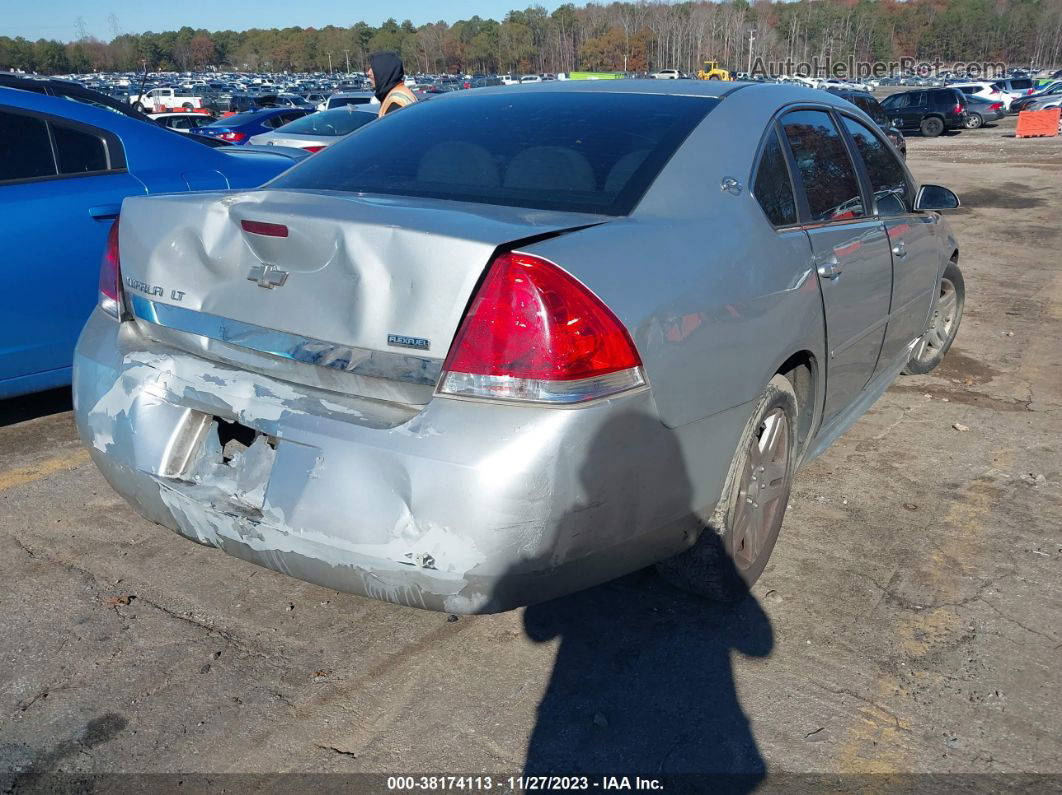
0;110;57;181
1011;79;1033;90
271;92;717;216
840;116;911;217
853;96;888;125
52;123;109;173
752;128;797;226
780;109;864;222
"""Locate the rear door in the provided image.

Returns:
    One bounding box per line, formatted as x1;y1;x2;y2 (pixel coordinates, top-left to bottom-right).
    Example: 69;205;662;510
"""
838;114;940;372
882;93;910;129
779;108;894;423
0;107;145;386
902;91;928;129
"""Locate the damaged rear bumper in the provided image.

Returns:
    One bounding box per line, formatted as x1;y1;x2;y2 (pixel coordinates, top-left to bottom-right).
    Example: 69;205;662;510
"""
73;310;748;613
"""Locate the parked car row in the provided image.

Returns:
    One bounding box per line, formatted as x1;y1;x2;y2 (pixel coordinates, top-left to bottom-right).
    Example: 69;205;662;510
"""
0;85;312;399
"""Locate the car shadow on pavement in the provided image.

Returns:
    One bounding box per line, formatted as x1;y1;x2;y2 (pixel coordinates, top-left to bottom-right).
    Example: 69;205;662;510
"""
513;411;774;790
0;387;72;428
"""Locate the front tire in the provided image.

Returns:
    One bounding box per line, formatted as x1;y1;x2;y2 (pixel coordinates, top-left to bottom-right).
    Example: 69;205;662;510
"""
964;113;983;129
657;374;798;601
904;260;965;375
921;116;945;137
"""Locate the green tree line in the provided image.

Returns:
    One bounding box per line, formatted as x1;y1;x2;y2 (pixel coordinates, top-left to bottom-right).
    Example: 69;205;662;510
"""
3;0;1062;77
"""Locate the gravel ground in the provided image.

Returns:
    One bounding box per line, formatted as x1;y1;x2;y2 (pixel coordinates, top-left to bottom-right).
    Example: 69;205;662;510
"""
1;112;1059;790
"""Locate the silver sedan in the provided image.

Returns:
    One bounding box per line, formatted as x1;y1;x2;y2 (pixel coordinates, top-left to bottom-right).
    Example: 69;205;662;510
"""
73;81;964;613
247;107;377;152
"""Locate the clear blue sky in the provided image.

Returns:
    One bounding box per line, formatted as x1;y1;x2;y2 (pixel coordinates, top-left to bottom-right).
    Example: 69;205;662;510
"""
6;0;562;41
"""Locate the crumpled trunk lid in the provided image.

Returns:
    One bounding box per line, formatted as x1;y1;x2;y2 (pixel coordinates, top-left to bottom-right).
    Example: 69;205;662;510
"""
118;189;601;405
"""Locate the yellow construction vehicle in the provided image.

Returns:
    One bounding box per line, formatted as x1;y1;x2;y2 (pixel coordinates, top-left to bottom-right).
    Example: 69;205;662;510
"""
696;61;733;81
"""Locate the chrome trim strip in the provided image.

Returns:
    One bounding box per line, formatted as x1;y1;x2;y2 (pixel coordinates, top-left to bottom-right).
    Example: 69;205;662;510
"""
129;296;442;386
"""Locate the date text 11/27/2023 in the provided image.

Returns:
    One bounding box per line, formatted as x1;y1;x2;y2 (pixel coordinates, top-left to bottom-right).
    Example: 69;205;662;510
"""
386;776;665;791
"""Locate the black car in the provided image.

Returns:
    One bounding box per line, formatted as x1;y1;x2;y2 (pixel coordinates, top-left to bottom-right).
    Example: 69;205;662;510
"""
227;93;284;113
827;89;907;158
0;72;152;122
879;88;966;137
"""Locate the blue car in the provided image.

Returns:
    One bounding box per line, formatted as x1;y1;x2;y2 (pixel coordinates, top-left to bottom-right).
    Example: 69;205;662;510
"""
0;87;301;399
190;107;315;145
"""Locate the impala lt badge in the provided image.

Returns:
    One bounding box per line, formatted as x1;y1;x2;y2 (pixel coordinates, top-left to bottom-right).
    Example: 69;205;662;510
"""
247;263;289;289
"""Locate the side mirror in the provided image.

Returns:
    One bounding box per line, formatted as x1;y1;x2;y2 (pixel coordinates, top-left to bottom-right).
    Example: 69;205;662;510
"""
914;184;960;211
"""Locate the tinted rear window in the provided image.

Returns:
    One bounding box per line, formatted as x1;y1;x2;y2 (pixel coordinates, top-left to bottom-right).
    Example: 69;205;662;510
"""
206;110;261;126
0;111;56;181
852;95;888;125
279;109;376;136
53;123;109;173
271;92;717;215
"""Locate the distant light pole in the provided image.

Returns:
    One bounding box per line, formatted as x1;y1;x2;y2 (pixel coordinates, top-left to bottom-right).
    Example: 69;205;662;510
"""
748;29;756;76
344;49;350;74
326;52;333;73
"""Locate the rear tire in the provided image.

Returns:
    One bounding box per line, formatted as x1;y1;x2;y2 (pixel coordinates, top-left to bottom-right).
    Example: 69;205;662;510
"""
921;116;945;137
964;113;983;129
903;260;965;375
657;375;798;601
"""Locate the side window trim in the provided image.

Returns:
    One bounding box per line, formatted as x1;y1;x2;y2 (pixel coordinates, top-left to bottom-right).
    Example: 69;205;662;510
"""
836;110;917;217
47;118;124;175
830;108;874;220
0;107;59;185
0;106;127;184
774;103;855;225
748;121;802;229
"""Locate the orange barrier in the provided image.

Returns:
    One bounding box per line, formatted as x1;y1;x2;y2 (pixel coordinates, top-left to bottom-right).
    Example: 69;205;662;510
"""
1015;108;1061;138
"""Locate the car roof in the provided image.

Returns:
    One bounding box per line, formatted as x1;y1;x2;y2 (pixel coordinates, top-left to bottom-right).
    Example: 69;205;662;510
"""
0;84;151;130
436;79;754;101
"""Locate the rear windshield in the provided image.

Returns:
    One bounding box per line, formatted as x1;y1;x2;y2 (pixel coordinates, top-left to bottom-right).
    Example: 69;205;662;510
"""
206;110;262;126
328;96;372;108
852;95;888;125
277;109;376;136
271;91;717;215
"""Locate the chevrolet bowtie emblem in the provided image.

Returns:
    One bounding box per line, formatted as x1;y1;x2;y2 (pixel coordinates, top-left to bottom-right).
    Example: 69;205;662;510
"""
247;263;289;289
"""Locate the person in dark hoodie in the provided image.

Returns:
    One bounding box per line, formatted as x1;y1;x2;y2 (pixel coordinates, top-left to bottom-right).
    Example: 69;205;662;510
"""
367;51;417;117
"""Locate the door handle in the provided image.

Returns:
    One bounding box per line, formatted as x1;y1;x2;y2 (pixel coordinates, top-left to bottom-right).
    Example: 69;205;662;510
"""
816;257;844;280
892;241;908;259
88;205;121;221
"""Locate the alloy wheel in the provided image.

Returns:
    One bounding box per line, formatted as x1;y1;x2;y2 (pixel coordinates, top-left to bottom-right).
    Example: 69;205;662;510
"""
731;408;791;570
912;277;959;362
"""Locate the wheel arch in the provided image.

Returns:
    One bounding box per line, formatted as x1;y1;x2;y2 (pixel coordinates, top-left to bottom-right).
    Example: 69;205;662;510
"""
774;350;821;459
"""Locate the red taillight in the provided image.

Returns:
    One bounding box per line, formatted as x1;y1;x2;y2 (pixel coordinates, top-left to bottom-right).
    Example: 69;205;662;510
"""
990;102;1003;110
219;131;247;142
302;145;325;153
439;252;644;404
954;103;964;114
240;219;289;237
99;218;122;318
